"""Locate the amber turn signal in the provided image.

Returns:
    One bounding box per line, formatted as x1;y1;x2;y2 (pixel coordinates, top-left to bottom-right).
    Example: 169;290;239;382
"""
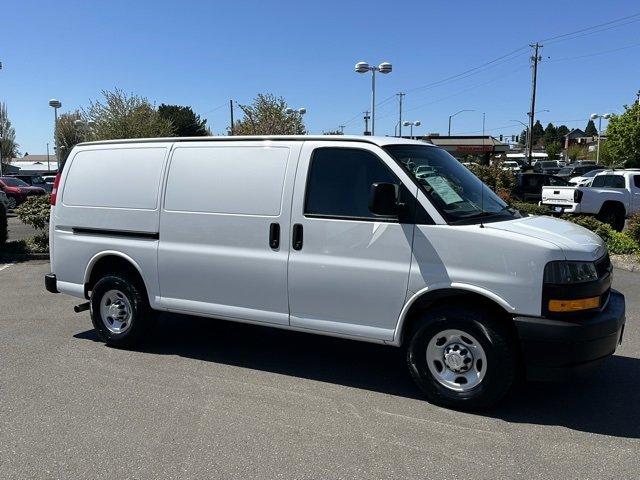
548;296;600;312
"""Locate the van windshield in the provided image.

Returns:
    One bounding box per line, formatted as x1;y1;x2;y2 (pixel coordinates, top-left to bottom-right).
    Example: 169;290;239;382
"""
383;145;518;224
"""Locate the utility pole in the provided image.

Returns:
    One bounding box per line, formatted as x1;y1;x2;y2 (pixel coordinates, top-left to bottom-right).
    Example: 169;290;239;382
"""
363;111;371;136
338;125;345;134
396;92;405;137
47;143;50;172
527;42;542;167
229;100;234;136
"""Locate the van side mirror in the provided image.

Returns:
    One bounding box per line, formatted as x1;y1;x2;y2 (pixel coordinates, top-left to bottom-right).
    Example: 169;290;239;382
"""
369;183;398;216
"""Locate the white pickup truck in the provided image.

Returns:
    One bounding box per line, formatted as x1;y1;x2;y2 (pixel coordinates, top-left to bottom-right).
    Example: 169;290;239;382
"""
541;170;640;230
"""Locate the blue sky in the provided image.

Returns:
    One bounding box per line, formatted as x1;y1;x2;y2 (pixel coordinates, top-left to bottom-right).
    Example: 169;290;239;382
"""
3;0;640;154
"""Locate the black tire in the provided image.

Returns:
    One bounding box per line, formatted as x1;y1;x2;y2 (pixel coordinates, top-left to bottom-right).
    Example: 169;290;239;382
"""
90;274;154;347
597;204;625;231
405;306;517;410
7;196;17;210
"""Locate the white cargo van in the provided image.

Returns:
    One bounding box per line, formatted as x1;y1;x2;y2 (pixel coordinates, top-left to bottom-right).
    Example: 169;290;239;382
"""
46;136;625;409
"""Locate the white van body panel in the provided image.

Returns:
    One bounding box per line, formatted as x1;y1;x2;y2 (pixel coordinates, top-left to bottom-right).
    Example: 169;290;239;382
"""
286;141;426;341
157;141;301;325
51;143;172;303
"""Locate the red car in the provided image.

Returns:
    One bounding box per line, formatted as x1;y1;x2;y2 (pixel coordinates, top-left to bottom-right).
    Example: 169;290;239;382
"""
0;176;47;209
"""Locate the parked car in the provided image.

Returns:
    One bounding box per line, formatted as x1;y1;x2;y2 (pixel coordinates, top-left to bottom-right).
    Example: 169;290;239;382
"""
8;174;53;193
541;170;640;230
45;136;625;410
513;173;570;202
556;164;599;180
501;161;521;172
569;169;606;187
533;160;561;175
0;190;9;210
0;176;47;209
574;160;597;167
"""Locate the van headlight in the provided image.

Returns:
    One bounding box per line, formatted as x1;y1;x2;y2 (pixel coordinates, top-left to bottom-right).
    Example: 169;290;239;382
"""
544;261;598;284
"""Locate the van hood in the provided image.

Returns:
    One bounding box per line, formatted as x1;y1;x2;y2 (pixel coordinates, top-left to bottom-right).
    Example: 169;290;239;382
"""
485;215;606;261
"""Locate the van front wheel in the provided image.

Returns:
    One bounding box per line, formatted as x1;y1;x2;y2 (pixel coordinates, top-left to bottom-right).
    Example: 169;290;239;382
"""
405;306;516;410
90;275;153;347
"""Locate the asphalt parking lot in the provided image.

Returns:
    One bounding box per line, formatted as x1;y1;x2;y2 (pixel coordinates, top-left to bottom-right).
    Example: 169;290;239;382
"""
6;213;39;242
1;260;638;479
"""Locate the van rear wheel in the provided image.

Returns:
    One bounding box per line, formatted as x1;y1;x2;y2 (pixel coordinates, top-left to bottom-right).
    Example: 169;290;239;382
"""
90;275;153;347
405;306;516;410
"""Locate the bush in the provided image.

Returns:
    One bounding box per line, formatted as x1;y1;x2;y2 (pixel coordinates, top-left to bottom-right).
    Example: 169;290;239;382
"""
512;201;550;216
15;195;51;231
3;233;50;254
467;163;516;202
627;212;640;244
561;214;639;255
0;202;7;248
606;231;640;255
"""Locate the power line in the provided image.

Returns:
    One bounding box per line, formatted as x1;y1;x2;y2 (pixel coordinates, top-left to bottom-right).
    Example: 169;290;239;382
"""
540;12;640;44
547;40;640;62
201;102;229;115
376;64;528;122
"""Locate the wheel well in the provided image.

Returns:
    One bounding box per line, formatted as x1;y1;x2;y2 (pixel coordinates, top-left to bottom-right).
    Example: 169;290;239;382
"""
600;200;625;216
399;289;517;347
85;255;148;300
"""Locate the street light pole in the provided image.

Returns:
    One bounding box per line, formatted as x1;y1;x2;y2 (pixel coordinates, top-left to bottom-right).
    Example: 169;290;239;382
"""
403;121;421;138
590;113;612;165
397;92;405;137
355;61;392;136
448;109;474;136
49;99;62;168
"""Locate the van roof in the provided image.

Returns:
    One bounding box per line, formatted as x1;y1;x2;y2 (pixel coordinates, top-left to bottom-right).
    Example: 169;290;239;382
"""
77;135;434;148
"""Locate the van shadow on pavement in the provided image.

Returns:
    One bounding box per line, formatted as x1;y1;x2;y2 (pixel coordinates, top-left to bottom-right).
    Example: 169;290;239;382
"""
74;311;640;439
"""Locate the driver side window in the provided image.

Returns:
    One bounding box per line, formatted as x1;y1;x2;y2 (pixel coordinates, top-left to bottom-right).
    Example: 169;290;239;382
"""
305;148;400;220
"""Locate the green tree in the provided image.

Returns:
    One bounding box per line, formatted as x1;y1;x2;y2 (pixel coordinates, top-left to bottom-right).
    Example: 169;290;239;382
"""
567;144;587;162
232;94;306;135
531;120;544;146
556;124;570;141
603;103;640;167
55;111;91;164
543;122;558;145
85;89;174;141
545;141;562;159
585;119;598;137
518;129;527;145
323;129;344;135
0;102;20;168
158;104;209;137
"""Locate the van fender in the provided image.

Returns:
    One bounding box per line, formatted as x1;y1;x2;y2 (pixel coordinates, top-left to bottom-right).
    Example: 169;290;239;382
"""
390;283;516;347
83;250;148;296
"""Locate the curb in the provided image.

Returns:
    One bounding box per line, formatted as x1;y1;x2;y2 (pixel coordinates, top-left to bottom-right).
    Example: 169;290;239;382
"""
610;255;640;273
0;253;50;261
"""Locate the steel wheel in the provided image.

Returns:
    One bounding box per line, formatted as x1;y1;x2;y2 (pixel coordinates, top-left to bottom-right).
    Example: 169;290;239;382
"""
425;329;487;392
99;289;133;334
7;197;16;210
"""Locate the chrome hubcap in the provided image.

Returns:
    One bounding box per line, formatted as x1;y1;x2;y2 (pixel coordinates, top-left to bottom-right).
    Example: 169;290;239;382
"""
99;289;132;334
426;329;487;392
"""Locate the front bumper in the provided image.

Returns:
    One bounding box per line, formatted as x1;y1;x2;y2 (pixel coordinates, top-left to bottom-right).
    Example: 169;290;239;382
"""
514;289;625;381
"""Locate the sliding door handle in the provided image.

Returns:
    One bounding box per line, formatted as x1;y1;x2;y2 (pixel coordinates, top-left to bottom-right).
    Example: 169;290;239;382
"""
269;223;280;249
292;223;303;250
